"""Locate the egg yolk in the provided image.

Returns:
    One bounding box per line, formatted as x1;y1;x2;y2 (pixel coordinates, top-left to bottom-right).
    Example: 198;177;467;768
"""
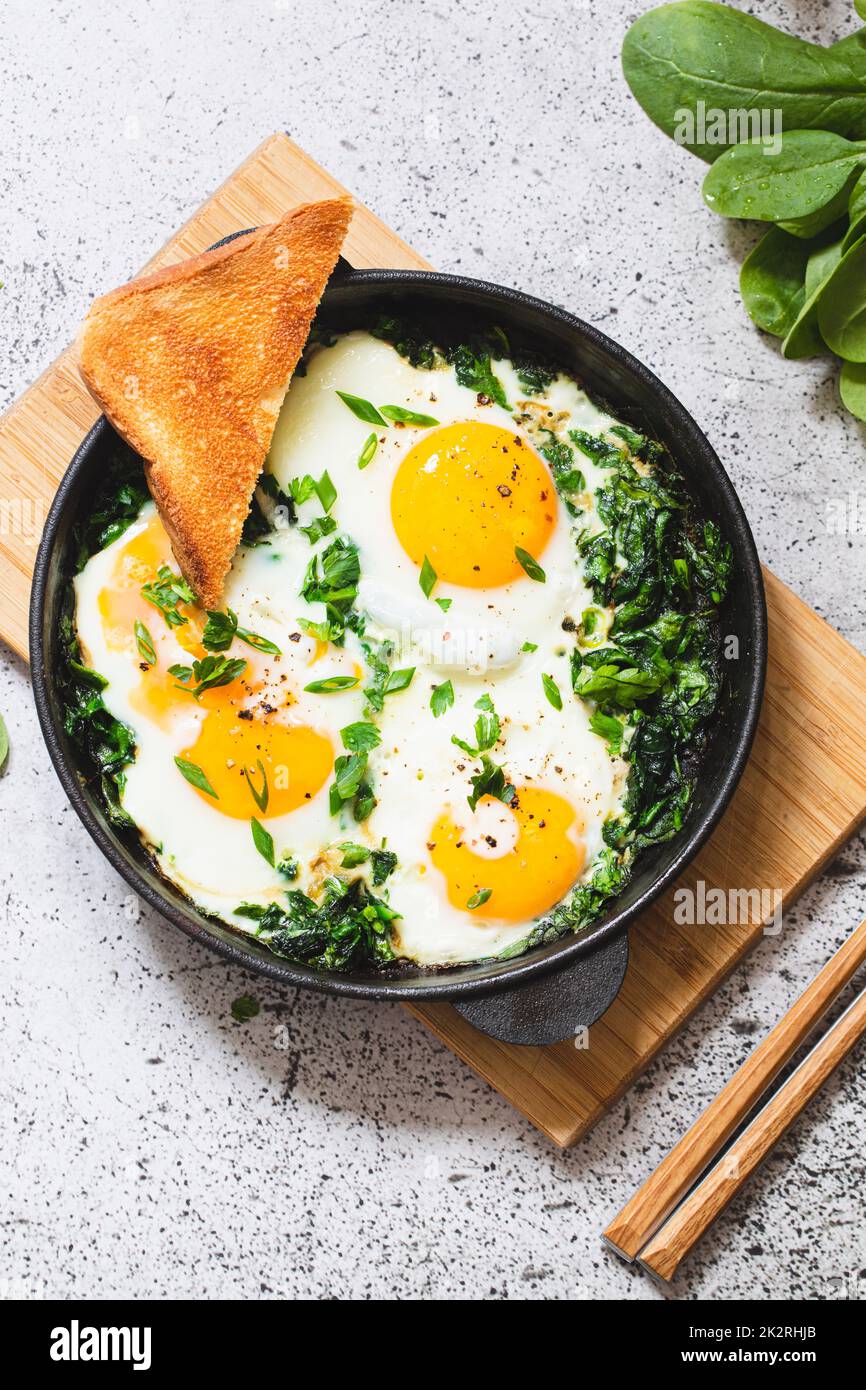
429;787;585;922
181;711;332;819
96;512;333;818
390;422;557;587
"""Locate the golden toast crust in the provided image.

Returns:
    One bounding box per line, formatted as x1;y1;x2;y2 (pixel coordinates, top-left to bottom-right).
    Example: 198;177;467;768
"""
77;197;353;607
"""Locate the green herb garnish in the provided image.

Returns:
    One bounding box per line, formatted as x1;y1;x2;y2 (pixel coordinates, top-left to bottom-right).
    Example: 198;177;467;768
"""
304;675;359;694
430;679;454;718
175;756;218;798
467;755;515;812
251;817;275;867
340;721;382;752
175;654;247;700
384;667;415;695
336;391;387;426
419;555;437;598
141;565;195;627
452;694;500;755
542;673;562;710
467;887;492;910
515;546;546;583
244;759;269;814
134;619;156;665
358;432;378;470
380;404;439;426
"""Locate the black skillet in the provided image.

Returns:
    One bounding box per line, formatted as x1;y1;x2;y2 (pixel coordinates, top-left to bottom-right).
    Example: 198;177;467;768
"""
30;257;767;1046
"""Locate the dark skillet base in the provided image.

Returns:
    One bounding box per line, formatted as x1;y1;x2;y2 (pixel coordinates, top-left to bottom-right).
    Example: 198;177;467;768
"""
30;267;767;1046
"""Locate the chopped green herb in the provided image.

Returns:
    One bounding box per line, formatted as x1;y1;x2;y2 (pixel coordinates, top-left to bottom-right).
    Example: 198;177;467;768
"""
244;759;269;814
329;750;374;822
430;679;454;718
384;667;415;695
300;514;338;544
315;470;337;513
452;694;500;755
290;474;317;505
419;555;437;598
0;713;8;773
174;756;218;798
467;755;515;812
340;721;381;752
304;675;359;694
134;619;156;665
467;887;493;910
202;608;238;651
251;817;275;867
338;841;370;868
141;565;195;627
380;404;440;426
231;994;260;1023
203;607;281;656
515;546;546;583
520;640;538;653
589;710;625;757
435;597;452;613
177;654;247;700
542;673;562;710
336;390;387;426
236;626;281;656
358;432;378;470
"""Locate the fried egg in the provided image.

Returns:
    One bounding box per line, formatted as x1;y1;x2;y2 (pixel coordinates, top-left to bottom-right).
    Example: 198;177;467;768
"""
74;330;630;965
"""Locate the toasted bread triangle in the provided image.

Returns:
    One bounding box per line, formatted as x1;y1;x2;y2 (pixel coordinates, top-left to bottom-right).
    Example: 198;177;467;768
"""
77;197;353;608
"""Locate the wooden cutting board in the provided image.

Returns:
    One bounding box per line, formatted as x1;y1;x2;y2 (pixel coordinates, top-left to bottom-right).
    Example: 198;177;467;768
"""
4;134;866;1147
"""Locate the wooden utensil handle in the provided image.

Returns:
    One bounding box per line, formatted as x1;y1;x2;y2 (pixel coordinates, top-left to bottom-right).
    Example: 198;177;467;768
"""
637;985;866;1283
603;916;866;1261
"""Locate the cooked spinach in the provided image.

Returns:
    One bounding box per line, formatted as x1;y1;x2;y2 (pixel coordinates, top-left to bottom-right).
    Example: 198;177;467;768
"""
370;313;439;369
59;453;146;828
444;341;510;410
236;876;398;972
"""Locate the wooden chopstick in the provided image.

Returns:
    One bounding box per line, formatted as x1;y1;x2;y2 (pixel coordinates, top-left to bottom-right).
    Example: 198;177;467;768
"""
603;915;866;1262
638;981;866;1282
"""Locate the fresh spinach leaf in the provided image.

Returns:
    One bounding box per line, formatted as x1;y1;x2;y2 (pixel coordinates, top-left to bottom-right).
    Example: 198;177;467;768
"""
740;227;810;337
703;130;866;228
817;233;866;359
622;2;866;163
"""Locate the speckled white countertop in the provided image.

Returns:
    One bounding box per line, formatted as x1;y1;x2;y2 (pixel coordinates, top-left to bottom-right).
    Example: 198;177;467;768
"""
1;0;864;1301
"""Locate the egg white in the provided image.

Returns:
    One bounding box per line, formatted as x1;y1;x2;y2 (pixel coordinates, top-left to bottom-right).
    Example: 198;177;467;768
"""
75;332;631;965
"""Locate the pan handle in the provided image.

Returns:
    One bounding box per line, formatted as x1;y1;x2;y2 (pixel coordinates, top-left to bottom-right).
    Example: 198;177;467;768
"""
452;932;629;1047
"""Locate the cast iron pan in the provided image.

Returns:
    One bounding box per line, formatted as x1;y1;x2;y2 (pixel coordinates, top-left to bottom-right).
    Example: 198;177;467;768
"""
30;256;767;1046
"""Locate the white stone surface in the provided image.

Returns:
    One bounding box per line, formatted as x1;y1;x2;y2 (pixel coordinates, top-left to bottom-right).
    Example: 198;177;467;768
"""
1;0;865;1301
